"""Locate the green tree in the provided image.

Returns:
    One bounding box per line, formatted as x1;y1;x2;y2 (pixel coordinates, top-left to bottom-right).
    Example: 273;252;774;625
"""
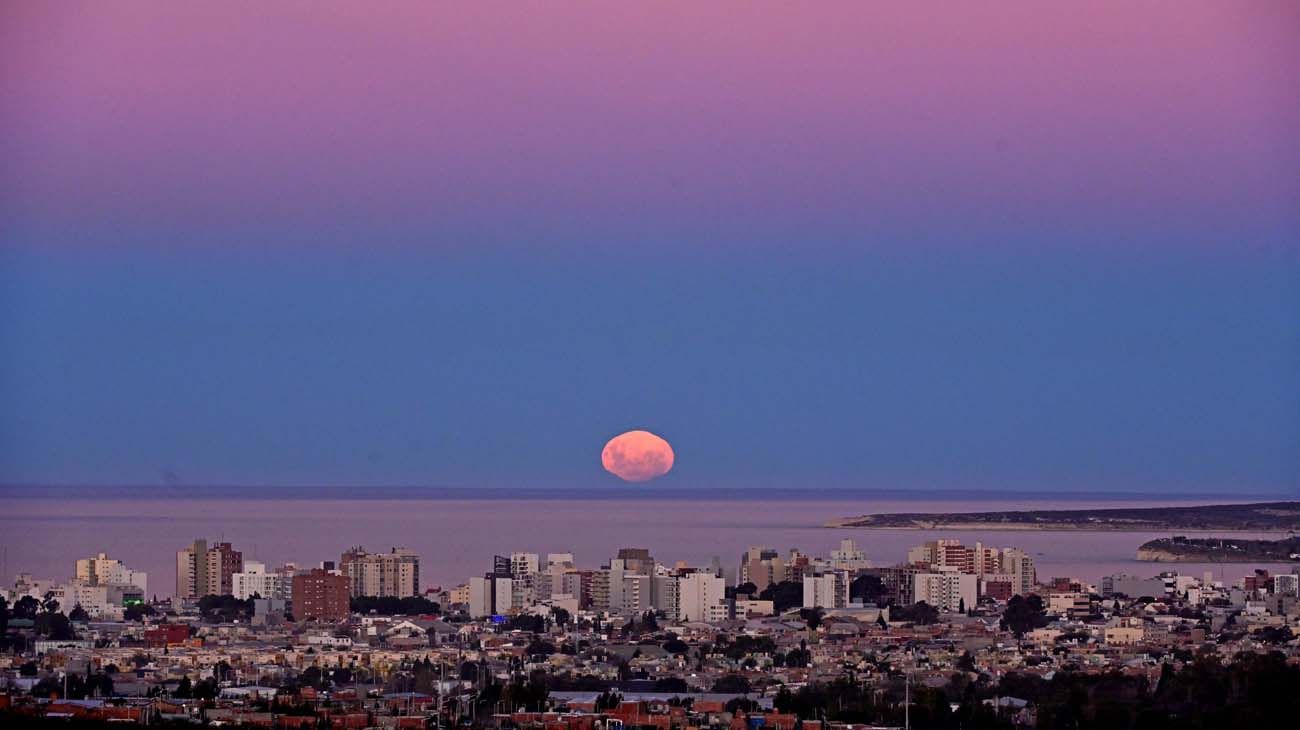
711;674;752;694
13;595;40;619
550;606;570;628
1000;594;1047;638
35;610;76;640
893;601;939;625
799;607;825;632
758;581;804;613
654;677;690;693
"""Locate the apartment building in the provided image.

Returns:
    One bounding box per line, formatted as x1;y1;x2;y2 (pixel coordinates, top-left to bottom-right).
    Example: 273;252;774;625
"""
340;547;420;598
232;561;292;601
291;569;350;621
803;571;850;609
906;540;1036;597
829;539;871;571
913;569;978;613
510;552;540;577
678;572;727;622
468;575;515;617
176;540;244;600
739;546;787;590
75;552;148;593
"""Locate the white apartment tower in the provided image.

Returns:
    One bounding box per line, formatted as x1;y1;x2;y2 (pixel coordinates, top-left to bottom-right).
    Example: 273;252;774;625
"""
678;572;727;622
231;561;292;601
913;570;978;613
803;571;850;609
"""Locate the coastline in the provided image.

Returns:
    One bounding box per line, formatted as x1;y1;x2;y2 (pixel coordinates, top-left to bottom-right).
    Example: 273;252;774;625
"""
825;519;1300;532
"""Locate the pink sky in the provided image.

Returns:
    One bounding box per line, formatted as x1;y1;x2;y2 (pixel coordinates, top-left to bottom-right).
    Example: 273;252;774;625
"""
2;1;1298;248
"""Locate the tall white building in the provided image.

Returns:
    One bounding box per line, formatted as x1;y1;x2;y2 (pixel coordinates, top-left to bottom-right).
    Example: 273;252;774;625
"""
1000;548;1037;597
510;552;540;577
803;571;850;609
232;561;292;601
468;575;514;617
678;572;727;622
652;574;681;617
829;540;870;571
913;570;978;613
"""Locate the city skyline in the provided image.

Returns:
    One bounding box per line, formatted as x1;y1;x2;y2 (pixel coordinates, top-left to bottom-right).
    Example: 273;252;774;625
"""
3;3;1298;726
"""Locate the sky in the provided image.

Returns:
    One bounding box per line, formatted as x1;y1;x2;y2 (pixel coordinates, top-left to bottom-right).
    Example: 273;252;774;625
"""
1;2;1298;495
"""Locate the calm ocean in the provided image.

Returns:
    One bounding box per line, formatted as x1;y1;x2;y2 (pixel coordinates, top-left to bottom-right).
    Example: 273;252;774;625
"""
3;487;1294;597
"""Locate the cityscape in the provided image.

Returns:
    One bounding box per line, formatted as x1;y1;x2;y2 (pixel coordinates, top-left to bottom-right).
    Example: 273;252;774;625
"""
4;1;1298;728
2;533;1298;727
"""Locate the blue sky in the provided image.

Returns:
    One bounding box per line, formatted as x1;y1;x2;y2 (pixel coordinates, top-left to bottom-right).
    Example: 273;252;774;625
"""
2;2;1298;494
2;239;1296;494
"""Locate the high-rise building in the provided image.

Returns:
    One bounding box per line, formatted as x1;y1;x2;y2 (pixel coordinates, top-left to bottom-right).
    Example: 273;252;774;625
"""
803;571;850;609
206;543;243;596
510;552;540;577
176;540;243;599
232;561;292;601
176;540;208;600
907;539;976;572
616;548;655;576
829;540;870;571
1000;548;1037;597
340;547;421;598
678;572;727;622
75;552;148;593
739;546;786;590
468;575;515;617
652;574;681;618
291;569;350;621
913;570;978;613
876;566;924;605
589;569;612;612
905;540;1035;597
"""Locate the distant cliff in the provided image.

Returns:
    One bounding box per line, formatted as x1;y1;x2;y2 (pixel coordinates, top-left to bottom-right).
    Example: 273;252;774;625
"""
827;501;1300;531
1136;535;1300;563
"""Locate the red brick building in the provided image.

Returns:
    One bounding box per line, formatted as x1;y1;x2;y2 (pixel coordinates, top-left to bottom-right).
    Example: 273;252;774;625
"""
292;569;350;621
144;623;193;648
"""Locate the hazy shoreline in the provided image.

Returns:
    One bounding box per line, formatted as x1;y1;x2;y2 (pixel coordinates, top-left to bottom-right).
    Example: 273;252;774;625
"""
827;501;1300;532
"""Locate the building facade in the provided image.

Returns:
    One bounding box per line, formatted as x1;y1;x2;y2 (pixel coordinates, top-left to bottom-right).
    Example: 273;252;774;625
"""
291;569;350;621
678;572;727;622
176;540;244;600
340;547;421;598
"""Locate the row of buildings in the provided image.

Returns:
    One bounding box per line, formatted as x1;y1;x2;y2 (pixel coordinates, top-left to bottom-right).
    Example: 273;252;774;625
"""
449;538;1037;621
177;541;423;602
4;553;1298;729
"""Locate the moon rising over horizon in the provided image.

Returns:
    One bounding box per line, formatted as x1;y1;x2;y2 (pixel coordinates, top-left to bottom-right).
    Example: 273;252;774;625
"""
601;430;675;482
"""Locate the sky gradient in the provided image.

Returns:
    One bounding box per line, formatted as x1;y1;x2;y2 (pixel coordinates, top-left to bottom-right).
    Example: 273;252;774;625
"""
2;2;1298;494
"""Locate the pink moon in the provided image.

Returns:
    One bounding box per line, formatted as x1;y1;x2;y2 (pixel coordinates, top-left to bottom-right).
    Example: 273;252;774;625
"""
601;430;675;482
